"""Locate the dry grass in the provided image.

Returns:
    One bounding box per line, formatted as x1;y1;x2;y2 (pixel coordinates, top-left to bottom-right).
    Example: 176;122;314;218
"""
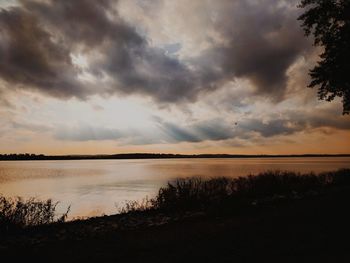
120;169;350;214
0;196;70;232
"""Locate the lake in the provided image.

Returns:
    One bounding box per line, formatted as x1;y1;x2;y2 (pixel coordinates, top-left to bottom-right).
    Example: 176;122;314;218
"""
1;157;349;219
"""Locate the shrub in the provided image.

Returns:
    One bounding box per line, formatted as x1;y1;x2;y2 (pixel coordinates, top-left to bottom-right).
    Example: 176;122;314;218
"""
117;197;154;214
128;169;350;213
0;196;70;232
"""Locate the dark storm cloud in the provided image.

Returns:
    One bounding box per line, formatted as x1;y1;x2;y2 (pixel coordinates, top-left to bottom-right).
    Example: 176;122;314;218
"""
204;0;311;100
0;0;311;103
21;0;125;48
98;46;197;102
0;0;198;102
0;6;85;98
21;0;197;102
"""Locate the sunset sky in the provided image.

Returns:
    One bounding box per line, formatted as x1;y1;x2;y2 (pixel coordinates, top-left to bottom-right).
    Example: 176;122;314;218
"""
0;0;349;155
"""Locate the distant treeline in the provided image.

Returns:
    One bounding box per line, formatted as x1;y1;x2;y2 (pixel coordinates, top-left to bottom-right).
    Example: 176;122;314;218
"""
0;153;350;161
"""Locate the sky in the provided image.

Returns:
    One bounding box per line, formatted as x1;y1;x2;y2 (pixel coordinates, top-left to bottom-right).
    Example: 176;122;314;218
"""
0;0;349;155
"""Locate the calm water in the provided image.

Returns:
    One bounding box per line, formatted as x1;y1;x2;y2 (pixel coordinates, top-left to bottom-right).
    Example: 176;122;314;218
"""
1;157;349;219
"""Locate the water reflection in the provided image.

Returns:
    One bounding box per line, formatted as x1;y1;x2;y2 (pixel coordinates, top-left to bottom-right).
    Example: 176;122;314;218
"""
0;157;349;219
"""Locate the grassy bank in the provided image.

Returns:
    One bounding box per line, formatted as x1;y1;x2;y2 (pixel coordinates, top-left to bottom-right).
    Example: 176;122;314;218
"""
2;169;349;231
1;169;350;262
0;197;69;233
120;169;350;214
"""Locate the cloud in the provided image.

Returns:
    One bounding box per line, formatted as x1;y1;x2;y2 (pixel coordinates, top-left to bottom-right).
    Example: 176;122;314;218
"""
54;125;122;141
16;0;198;103
92;104;104;111
288;106;350;131
193;119;236;141
119;0;313;101
53;117;237;144
0;6;86;99
158;121;200;143
152;117;296;144
154;117;236;143
50;104;350;144
153;106;350;144
10;121;51;132
0;0;313;104
199;0;311;100
0;87;13;108
238;105;350;138
238;118;303;137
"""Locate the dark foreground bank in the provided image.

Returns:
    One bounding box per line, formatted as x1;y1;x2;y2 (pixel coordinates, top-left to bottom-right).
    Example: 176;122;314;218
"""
1;169;350;262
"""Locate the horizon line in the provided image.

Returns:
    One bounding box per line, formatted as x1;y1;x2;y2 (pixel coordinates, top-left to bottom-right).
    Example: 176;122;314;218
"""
1;152;350;161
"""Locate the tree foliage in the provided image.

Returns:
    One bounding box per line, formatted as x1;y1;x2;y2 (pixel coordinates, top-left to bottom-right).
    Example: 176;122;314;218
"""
298;0;350;114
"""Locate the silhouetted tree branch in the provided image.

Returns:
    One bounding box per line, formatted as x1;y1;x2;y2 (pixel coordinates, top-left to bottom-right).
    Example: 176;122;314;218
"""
298;0;350;114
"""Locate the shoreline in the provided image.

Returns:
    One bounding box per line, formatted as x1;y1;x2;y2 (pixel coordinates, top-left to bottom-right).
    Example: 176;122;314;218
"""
1;153;350;161
2;169;350;262
2;180;350;262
